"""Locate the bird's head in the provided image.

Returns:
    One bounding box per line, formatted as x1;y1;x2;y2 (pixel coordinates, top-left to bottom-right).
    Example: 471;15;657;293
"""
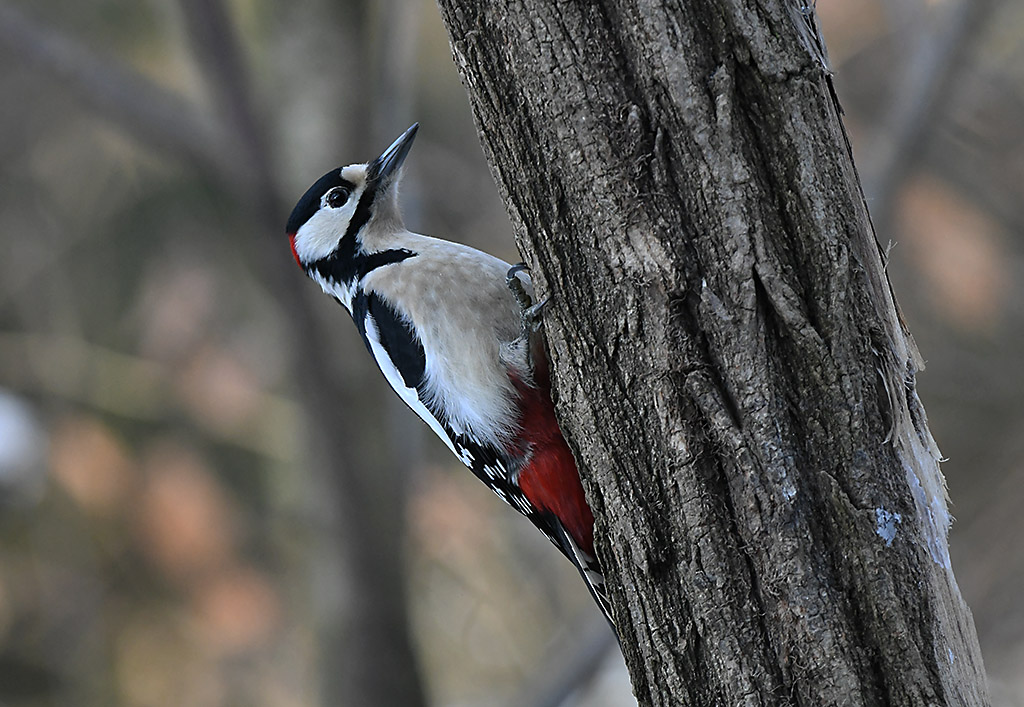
286;123;418;271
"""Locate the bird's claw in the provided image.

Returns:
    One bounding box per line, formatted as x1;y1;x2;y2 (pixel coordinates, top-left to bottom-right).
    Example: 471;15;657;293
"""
506;263;533;313
506;263;549;334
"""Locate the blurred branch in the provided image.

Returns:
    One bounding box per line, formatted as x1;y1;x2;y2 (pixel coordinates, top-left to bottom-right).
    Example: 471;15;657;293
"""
175;0;278;207
863;0;996;231
508;618;619;707
368;0;421;143
0;225;93;315
924;72;1024;237
0;331;298;461
0;2;233;181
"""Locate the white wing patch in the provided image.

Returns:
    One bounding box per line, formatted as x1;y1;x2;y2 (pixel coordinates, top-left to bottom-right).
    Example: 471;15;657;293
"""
558;523;613;624
363;314;460;459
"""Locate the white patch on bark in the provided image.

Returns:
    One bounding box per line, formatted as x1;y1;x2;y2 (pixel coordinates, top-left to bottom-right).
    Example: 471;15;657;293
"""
877;347;950;569
887;368;951;569
902;428;952;570
874;507;901;546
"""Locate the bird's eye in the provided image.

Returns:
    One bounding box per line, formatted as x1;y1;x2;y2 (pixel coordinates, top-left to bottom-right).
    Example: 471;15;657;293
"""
326;186;351;208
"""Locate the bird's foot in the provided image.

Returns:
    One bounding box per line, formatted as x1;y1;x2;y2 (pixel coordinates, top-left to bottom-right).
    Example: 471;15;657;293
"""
506;263;549;334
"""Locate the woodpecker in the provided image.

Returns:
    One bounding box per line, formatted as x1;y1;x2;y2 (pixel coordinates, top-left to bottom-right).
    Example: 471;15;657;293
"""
286;124;612;624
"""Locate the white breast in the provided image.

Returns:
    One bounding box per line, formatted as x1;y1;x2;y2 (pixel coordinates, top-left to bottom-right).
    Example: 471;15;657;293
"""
362;231;529;450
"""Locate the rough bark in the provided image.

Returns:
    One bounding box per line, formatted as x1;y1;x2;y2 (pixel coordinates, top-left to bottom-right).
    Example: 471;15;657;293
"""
436;1;990;705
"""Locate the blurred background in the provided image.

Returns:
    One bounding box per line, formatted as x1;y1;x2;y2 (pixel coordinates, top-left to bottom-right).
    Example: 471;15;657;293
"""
0;0;1019;705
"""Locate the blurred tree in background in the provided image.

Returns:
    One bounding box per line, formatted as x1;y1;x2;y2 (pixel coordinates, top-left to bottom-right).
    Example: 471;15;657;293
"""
0;0;1020;705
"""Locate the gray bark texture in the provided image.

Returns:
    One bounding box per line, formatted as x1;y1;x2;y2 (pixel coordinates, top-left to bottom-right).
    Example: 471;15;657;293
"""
435;1;991;705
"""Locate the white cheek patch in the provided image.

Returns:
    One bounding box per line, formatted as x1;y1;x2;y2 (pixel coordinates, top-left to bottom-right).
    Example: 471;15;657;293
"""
292;180;366;264
363;314;460;460
294;205;355;263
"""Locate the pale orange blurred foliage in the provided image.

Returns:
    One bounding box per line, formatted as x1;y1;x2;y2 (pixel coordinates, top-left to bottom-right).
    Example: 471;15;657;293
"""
135;441;237;583
191;564;281;654
177;345;263;433
49;415;135;515
899;175;1009;332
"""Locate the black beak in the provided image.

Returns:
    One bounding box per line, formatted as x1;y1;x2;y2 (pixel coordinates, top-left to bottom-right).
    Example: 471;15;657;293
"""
367;123;418;185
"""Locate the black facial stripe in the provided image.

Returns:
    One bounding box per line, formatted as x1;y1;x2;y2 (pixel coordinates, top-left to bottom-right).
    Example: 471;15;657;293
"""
311;248;415;291
342;177;377;244
285;170;356;235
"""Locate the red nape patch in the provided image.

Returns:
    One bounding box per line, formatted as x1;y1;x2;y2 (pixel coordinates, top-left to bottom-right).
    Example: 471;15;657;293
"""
512;376;596;557
287;232;302;269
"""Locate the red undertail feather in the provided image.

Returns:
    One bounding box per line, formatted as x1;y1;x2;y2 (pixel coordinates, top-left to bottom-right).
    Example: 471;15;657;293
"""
511;374;595;558
508;344;614;627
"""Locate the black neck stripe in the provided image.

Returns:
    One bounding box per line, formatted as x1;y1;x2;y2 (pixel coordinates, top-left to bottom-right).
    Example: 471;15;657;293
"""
360;248;416;275
344;180;377;244
311;247;415;289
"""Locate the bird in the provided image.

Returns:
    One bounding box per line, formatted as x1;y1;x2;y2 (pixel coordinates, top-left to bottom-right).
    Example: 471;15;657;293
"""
285;123;612;625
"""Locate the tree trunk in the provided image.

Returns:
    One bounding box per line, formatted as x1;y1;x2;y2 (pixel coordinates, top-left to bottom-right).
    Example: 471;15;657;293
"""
436;1;990;705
